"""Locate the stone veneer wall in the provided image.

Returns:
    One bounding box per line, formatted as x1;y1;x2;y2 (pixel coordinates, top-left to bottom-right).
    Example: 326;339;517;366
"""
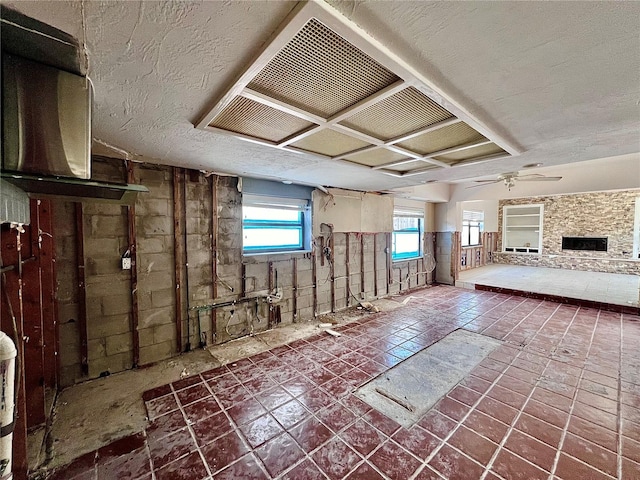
494;190;640;275
53;158;435;386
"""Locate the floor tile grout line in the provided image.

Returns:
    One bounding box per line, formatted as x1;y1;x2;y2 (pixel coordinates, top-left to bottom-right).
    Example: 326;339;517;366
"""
617;312;623;480
170;379;216;479
200;372;274;479
409;301;566;480
479;302;576;480
416;307;559;478
548;308;602;479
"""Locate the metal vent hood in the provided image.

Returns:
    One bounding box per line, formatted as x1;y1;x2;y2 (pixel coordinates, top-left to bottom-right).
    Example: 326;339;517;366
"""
0;6;147;202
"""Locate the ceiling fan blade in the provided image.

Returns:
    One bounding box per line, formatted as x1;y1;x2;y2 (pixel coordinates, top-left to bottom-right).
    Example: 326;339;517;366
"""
473;179;502;183
466;181;500;189
517;176;562;182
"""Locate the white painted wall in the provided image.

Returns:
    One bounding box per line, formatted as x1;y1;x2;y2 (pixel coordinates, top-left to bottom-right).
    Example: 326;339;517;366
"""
433;153;640;232
313;188;393;233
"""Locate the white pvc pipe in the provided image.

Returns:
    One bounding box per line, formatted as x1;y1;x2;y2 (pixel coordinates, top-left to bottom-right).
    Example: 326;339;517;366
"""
0;331;16;480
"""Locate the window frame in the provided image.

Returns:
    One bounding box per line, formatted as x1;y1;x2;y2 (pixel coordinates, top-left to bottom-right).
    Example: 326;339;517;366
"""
242;194;312;255
462;210;484;247
392;214;424;262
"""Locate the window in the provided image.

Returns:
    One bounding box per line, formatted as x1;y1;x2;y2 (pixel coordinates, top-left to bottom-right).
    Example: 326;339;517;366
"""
242;195;311;253
462;210;484;247
392;209;423;261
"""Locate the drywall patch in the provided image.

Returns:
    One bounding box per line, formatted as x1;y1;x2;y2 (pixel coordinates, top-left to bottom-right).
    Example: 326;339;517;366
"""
355;329;501;428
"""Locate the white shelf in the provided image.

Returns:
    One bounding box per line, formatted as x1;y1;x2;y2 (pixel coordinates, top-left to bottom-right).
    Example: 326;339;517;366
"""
503;204;544;255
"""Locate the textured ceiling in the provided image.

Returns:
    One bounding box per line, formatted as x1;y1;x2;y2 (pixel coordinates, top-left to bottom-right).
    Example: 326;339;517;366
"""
5;1;639;195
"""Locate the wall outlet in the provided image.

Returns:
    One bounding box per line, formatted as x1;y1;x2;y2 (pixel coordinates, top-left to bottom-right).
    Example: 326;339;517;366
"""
122;257;131;270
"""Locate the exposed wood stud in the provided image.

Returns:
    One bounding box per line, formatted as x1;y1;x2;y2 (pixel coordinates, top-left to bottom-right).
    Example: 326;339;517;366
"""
330;235;335;313
360;234;365;298
211;175;218;300
386;232;392;292
74;202;88;376
241;264;247;298
312;251;318;317
268;262;274;328
292;257;298;322
173;168;184;353
127;162;140;367
373;234;378;297
345;233;350;307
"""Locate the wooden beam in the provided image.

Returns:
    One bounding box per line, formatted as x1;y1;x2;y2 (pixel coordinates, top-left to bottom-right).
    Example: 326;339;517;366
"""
360;234;365;298
312;251;318;318
74;202;88;376
345;233;350;307
373;234;378;297
292;258;298;322
211;175;218;300
173;168;184;353
127;163;140;367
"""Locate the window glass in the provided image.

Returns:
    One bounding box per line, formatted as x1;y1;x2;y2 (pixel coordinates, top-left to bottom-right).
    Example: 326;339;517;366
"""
392;216;422;260
242;202;308;253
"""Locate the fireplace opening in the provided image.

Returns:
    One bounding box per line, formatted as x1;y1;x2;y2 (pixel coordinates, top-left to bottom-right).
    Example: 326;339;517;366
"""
562;236;607;252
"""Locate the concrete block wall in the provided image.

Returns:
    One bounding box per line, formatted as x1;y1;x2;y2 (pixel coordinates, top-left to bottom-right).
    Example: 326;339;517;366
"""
53;157;437;386
82;202;133;378
135;165;178;366
52;200;82;386
495;190;640;274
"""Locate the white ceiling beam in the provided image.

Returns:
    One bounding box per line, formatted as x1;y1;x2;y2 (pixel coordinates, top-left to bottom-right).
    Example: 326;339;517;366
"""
385;117;462;145
194;2;312;129
241;88;327;125
420;139;493;160
326;79;406;124
386;145;423;160
277;125;325;147
332;144;382;161
330;124;385;146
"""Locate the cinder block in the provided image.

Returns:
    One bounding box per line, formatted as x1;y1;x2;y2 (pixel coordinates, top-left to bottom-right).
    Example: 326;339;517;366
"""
139;306;174;328
138;327;155;347
106;332;133;356
90;214;128;238
141;216;173;236
87;338;106;361
88;351;132;378
87;314;131;340
59;365;82;387
136;199;169;217
151;288;175;308
138;252;174;274
138;270;175;291
101;294;133;316
58;303;80;326
137;237;167;254
140;340;175;365
59;339;80;368
154;323;177;344
83;237;121;257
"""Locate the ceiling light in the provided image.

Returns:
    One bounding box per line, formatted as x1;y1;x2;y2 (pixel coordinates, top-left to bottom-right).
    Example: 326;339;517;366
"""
523;163;543;168
282;180;293;184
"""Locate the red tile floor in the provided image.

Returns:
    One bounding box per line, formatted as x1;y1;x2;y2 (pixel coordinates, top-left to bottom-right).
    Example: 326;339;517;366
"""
49;286;640;480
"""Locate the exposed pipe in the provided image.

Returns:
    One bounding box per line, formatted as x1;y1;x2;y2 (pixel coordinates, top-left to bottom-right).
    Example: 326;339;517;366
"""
0;331;17;479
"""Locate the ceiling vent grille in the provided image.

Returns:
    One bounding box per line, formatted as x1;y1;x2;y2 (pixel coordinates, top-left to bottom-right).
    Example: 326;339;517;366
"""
196;1;520;178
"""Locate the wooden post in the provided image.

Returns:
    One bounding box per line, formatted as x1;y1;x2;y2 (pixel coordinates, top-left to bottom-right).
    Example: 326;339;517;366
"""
345;233;350;307
74;202;88;375
360;234;365;299
312;251;318;317
292;258;298;322
373;234;378;297
127;162;140;367
211;175;218;300
330;235;335;313
173;168;184;353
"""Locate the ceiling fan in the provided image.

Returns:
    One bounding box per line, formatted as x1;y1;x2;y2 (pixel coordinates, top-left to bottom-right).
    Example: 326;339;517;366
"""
468;171;562;190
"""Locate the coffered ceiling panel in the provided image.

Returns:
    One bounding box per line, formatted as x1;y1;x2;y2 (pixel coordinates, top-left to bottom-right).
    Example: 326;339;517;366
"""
196;1;520;179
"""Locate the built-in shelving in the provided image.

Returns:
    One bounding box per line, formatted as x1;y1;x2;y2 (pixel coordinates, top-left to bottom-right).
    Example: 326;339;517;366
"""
503;204;543;254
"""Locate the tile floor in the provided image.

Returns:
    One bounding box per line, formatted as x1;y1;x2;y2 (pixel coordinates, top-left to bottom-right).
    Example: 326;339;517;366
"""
457;264;640;309
48;286;640;480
